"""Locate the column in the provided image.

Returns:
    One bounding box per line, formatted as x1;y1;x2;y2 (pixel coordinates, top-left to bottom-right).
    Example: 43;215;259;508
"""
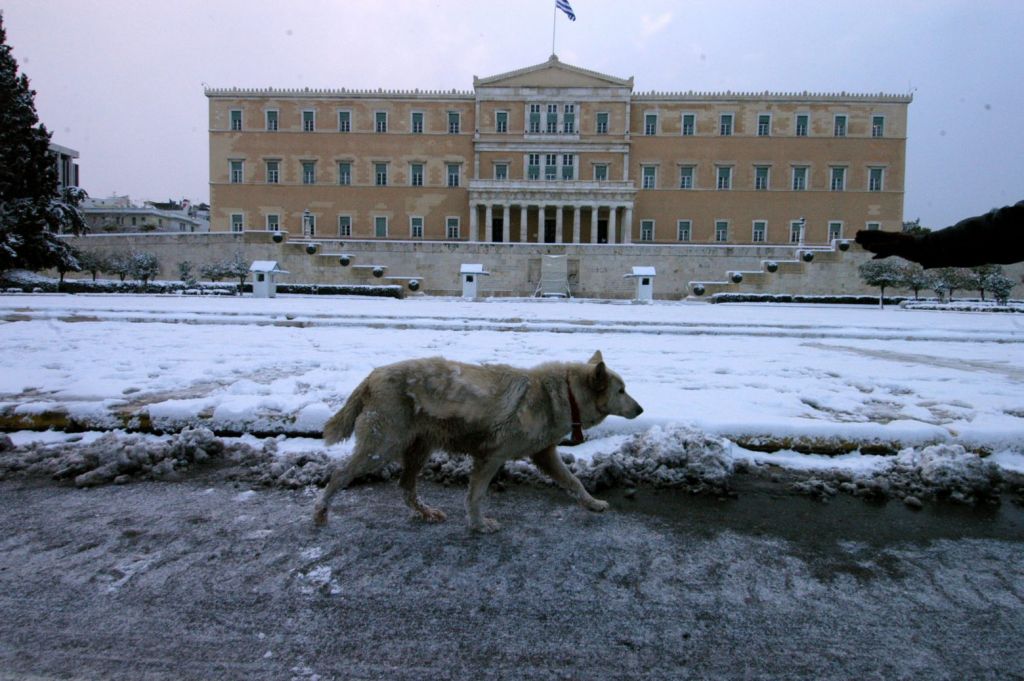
502;204;510;243
555;204;564;243
484;204;493;243
608;206;617;245
469;203;479;242
591;206;599;244
520;205;528;243
572;205;581;244
623;206;633;244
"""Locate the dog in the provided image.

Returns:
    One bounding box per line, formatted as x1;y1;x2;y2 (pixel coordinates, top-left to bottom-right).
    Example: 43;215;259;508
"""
313;351;643;532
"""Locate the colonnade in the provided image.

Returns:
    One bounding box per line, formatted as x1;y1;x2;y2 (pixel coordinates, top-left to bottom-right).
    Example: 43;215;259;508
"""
468;203;633;244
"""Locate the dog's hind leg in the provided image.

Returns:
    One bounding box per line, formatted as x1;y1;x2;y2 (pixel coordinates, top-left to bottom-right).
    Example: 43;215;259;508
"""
466;456;506;533
312;447;380;526
399;439;446;523
530;445;608;513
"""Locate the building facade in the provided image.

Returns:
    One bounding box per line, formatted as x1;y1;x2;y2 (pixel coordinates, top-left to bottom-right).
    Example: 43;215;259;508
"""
81;195;204;234
206;56;910;247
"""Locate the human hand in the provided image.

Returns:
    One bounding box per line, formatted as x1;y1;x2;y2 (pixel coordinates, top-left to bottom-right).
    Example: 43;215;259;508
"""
854;230;919;261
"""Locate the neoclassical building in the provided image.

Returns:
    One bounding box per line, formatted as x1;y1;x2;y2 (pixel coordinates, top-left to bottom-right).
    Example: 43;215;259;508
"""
206;56;910;247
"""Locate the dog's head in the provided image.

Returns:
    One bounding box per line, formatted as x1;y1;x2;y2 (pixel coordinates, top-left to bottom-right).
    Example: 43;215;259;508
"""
586;351;643;420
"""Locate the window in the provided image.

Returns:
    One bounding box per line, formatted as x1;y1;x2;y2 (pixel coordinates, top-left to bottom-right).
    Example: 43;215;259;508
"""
790;220;804;243
834;114;847;137
792;166;808;191
715;220;729;242
302;161;316;185
865;222;881;231
645;113;657;136
682;113;695;136
830;166;846;191
872;115;885;138
594;164;608;181
448;111;460;134
302;110;315;132
596;111;609;134
446;217;460;239
374;216;388;238
529;104;541;133
338;162;351;186
757;114;771;136
640;220;654;241
544;154;557;180
266;214;280;232
796;114;809;137
869;167;884;192
716;166;732;190
265;110;278;131
679;166;694;189
338;110;351;132
447;163;460;187
496;111;508;133
338;215;352;237
265;160;279;184
495;163;508;180
375;111;387;133
230;213;243;232
375;163;388;186
528;153;540;180
752;220;767;243
563;104;575;133
230;109;242;131
230;160;243;184
546;104;557;133
561;154;575;180
410;163;424;187
719;113;733;136
410;216;423;239
755;166;770;191
677;220;692;241
412;112;424;134
828;221;843;241
642;165;657;189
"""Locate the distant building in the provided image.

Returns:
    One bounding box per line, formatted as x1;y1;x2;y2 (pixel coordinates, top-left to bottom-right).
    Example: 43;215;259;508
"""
81;195;205;234
205;55;910;245
50;142;79;191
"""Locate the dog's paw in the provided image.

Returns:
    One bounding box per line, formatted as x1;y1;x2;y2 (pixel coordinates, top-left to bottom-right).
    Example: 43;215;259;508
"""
313;507;329;526
582;498;609;513
470;517;501;533
417;506;448;523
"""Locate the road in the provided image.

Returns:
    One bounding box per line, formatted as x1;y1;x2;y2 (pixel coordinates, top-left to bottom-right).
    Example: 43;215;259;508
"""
1;471;1022;680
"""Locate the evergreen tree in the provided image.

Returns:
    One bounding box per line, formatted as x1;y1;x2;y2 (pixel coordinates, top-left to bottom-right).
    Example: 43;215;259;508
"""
0;13;86;273
858;259;903;308
896;261;933;301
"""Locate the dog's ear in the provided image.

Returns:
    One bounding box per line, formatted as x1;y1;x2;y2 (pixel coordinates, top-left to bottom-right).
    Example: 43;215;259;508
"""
590;360;609;392
588;350;604;365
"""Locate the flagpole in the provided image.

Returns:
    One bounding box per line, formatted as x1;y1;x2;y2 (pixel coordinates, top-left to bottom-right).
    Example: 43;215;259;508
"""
551;3;557;55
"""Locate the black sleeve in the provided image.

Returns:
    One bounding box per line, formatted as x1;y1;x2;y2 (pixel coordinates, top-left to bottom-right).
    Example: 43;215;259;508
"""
914;200;1024;268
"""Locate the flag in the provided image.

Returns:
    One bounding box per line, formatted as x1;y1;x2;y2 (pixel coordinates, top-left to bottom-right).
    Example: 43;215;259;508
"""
556;0;576;21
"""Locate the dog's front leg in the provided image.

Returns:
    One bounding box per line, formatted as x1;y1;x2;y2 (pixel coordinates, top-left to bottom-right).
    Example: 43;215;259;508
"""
530;446;608;512
466;456;506;533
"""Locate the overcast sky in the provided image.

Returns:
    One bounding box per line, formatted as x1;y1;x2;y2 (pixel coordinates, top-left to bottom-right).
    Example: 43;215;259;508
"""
4;0;1022;228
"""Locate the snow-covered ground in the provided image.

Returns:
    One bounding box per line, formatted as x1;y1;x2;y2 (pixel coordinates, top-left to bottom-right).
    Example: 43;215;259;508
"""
1;293;1023;479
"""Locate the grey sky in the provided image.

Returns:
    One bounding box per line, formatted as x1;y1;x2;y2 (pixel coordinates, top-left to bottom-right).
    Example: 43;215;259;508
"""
4;0;1022;229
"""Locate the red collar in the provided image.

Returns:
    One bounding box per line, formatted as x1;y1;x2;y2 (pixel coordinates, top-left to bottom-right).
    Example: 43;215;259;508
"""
561;375;586;447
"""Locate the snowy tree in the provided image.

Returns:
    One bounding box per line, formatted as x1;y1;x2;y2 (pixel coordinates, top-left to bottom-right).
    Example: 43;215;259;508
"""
76;250;107;281
178;260;198;287
104;253;131;282
858;259;903;308
198;261;227;282
930;268;974;302
966;265;1006;302
982;271;1015;305
0;14;87;273
901;217;930;235
53;244;81;286
127;251;160;287
223;252;251;292
895;261;933;300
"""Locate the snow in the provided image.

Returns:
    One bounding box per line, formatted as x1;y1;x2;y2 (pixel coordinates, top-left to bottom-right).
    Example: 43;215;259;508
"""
1;293;1022;482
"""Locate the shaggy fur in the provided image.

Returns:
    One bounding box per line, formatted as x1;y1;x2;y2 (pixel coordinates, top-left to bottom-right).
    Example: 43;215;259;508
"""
313;351;643;532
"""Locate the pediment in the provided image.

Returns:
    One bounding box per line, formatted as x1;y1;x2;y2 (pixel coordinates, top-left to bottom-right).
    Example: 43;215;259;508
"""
474;55;633;90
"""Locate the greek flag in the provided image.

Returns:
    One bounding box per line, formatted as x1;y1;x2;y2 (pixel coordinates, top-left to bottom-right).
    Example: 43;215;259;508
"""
556;0;576;21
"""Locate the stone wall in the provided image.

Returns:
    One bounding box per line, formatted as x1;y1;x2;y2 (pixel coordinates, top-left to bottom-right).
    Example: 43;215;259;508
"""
60;231;1024;300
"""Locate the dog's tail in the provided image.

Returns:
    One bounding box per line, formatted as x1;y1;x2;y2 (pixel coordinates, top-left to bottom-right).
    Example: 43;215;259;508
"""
323;379;370;445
